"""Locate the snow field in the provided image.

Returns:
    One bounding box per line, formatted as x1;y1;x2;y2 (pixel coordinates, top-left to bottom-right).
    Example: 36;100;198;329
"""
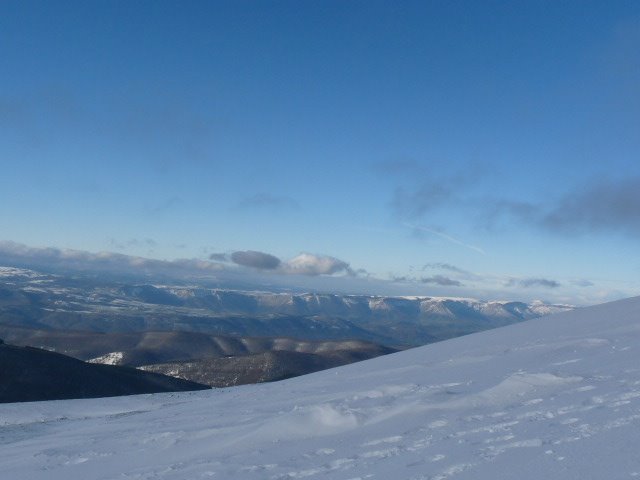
2;296;640;479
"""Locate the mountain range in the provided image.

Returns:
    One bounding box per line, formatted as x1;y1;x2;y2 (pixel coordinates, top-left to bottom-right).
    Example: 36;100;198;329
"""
0;265;573;346
0;264;575;391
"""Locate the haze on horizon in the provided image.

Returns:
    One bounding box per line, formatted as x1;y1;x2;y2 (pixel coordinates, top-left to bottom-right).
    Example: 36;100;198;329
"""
1;1;639;305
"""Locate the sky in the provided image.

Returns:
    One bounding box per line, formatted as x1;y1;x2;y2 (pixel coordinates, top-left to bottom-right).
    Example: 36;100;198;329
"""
1;0;639;304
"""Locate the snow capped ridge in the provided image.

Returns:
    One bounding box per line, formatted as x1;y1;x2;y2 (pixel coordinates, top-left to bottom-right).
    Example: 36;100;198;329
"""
184;289;575;320
3;296;640;479
138;287;572;320
0;271;576;349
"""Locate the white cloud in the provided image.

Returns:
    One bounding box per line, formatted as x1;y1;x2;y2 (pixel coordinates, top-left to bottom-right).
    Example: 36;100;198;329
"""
282;253;352;276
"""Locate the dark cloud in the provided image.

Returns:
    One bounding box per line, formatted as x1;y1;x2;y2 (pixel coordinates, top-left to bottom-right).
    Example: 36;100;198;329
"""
422;262;468;274
353;268;371;278
0;241;224;275
236;193;298;211
420;275;463;287
208;253;229;262
109;238;157;250
231;250;282;270
492;178;640;237
384;170;640;239
390;275;409;283
541;178;640;235
373;160;460;219
506;277;561;289
387;166;488;220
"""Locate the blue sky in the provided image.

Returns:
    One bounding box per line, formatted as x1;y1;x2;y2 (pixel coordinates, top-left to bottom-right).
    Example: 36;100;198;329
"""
1;1;639;304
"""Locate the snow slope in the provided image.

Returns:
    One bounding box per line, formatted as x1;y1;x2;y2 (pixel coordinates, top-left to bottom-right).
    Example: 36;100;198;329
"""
2;296;640;479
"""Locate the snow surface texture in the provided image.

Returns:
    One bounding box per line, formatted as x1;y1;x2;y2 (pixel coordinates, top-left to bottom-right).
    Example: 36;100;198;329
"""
2;296;640;479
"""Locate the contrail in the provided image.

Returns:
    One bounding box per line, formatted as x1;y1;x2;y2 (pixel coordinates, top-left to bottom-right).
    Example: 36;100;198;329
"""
406;224;486;255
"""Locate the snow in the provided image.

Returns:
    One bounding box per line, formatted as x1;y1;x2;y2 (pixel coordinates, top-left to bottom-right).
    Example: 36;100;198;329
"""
2;296;640;479
0;266;48;280
87;352;125;366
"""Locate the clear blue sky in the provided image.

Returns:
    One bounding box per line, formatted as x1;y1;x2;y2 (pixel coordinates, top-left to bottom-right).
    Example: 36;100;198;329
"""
1;1;639;304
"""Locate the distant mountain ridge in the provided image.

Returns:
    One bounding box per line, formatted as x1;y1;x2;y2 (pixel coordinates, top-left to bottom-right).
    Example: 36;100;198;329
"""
148;285;570;321
0;265;574;346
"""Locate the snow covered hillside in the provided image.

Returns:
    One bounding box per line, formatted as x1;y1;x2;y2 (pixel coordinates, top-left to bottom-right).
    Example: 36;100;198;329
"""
2;296;640;479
